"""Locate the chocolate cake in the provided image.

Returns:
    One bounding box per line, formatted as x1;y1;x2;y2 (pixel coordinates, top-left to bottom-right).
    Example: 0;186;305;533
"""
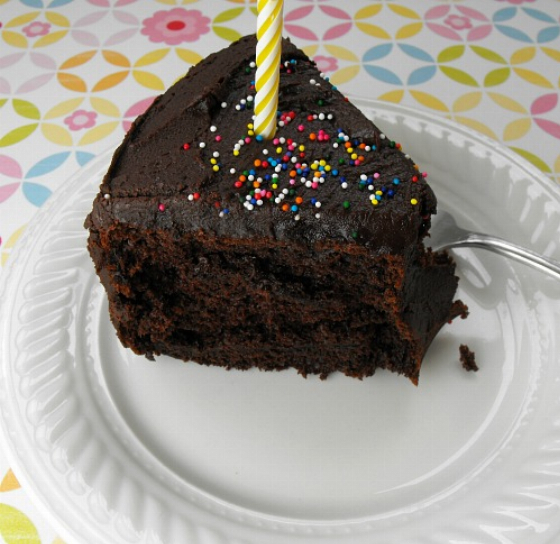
85;35;467;384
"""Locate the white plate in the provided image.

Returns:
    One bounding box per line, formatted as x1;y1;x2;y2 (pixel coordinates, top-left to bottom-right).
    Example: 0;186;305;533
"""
1;100;560;544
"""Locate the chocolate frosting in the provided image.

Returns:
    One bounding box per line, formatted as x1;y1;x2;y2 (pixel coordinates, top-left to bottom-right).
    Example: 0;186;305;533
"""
87;35;436;252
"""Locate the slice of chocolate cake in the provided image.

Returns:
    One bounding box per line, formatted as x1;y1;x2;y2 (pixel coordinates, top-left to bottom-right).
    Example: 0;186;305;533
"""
85;35;467;384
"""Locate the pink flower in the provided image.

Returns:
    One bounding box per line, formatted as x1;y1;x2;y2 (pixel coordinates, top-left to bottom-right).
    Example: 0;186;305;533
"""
22;21;51;38
444;15;473;31
496;0;535;4
141;8;211;45
64;110;97;131
313;55;338;73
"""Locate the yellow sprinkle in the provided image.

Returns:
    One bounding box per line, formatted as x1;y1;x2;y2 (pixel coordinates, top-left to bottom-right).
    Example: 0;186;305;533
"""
371;199;379;206
319;159;326;166
351;153;358;160
311;163;318;170
299;145;305;151
375;190;383;196
247;123;254;129
272;183;278;189
411;198;418;205
212;165;220;172
248;130;255;136
324;165;331;172
233;150;240;156
210;158;217;165
347;147;354;154
276;147;283;153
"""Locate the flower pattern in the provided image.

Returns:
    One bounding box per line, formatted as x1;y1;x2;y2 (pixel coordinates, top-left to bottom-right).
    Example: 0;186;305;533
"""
141;8;211;45
63;110;97;131
444;15;473;31
22;21;51;38
313;55;339;73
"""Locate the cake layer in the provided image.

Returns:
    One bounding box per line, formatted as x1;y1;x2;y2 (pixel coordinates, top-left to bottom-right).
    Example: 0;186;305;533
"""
88;225;465;383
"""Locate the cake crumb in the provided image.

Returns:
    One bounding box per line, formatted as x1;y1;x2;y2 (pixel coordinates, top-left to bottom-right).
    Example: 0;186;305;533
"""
460;344;478;372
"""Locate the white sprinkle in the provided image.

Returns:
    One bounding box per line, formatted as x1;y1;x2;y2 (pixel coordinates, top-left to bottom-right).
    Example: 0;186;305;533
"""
318;113;325;120
365;146;371;152
310;79;316;85
230;168;236;174
213;151;220;158
199;142;206;148
248;175;255;181
341;182;348;189
250;61;256;68
368;184;374;191
279;137;286;144
221;102;227;108
315;213;321;219
219;211;224;217
360;174;368;181
188;194;194;201
333;142;339;148
294;214;301;221
282;188;289;195
210;125;217;132
257;200;264;206
315;201;321;208
327;113;334;120
274;197;281;204
247;95;254;102
240;99;246;105
278;121;285;127
380;133;386;139
262;149;269;155
235;105;241;111
103;193;110;200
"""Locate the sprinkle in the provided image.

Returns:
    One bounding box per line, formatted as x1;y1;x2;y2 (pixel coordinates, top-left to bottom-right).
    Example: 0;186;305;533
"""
343;200;350;209
210;125;217;132
103;193;110;200
411;198;418;205
199;142;206;149
158;203;165;212
182;143;191;150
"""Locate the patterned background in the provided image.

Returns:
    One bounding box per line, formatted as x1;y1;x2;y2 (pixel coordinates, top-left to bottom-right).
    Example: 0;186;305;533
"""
0;0;559;541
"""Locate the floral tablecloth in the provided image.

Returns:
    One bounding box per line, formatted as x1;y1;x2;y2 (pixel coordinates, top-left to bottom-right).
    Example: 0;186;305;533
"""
1;0;559;541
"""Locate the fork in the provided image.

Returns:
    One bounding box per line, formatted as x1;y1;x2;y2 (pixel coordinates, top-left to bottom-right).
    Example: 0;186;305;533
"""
429;210;560;279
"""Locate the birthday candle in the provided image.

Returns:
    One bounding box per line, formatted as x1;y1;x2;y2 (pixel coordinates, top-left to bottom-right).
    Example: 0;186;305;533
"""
255;0;284;139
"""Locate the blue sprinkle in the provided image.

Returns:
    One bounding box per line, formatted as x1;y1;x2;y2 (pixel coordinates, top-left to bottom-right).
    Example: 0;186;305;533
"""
387;190;395;198
255;135;264;142
376;194;382;201
251;198;257;205
223;208;230;214
291;204;298;212
311;198;317;205
393;177;400;185
249;169;256;176
331;169;339;176
340;176;347;182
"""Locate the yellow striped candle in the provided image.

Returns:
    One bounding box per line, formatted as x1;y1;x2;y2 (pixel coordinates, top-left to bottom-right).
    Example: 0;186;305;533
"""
255;0;284;139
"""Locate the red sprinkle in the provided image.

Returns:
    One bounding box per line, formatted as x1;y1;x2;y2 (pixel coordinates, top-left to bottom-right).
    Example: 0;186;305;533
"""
182;143;190;150
158;203;166;212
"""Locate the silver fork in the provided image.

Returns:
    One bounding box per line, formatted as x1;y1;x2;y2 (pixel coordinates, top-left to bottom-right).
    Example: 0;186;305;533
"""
429;210;560;279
